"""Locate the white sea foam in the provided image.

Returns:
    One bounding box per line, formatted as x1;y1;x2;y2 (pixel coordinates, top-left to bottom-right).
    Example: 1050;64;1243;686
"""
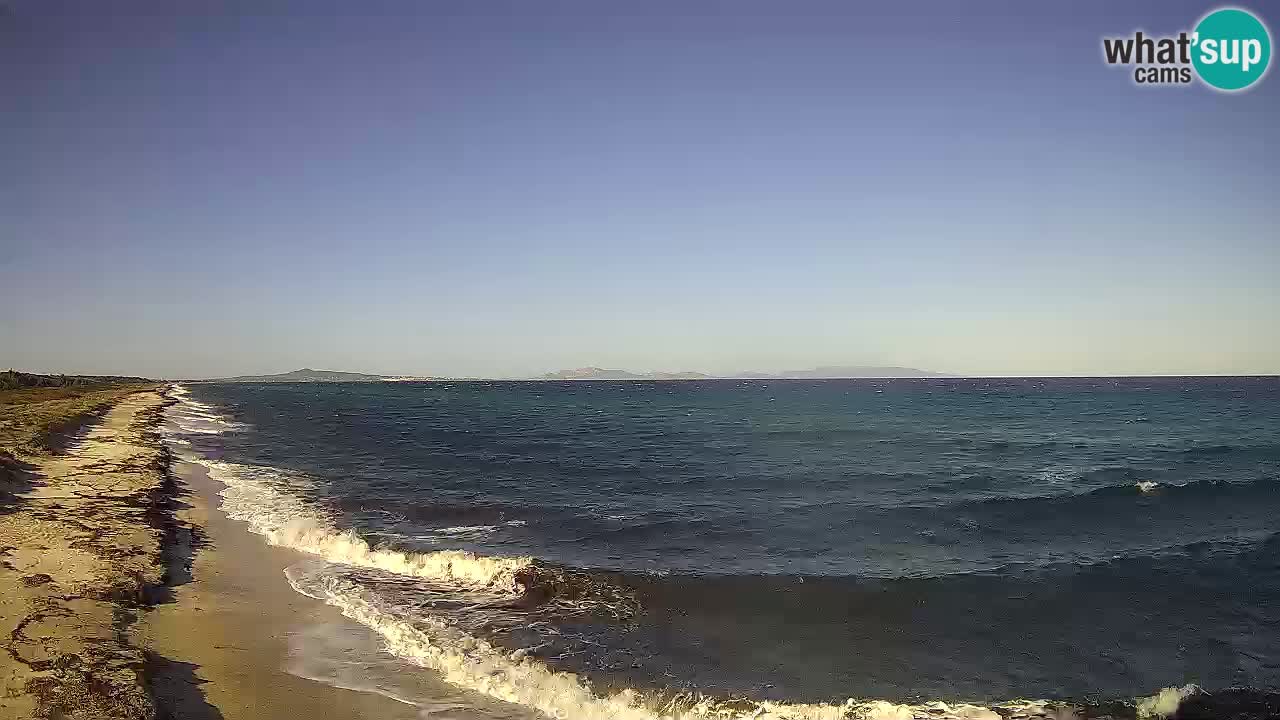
1136;685;1198;718
287;567;1056;720
433;525;501;535
1034;467;1076;486
1136;481;1160;494
202;457;534;592
159;385;1150;720
163;386;532;592
165;384;247;435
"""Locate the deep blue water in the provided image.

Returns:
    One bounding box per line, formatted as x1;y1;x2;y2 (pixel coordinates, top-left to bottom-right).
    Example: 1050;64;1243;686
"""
176;378;1280;709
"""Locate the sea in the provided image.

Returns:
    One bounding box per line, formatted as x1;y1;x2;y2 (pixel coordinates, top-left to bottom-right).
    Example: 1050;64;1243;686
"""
161;378;1280;719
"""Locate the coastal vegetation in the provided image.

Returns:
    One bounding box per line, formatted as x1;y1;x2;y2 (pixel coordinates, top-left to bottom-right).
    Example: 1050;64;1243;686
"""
1;372;159;497
1;372;157;458
1;369;152;391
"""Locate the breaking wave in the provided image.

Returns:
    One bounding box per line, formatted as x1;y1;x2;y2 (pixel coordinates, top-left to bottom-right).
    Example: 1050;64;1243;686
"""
203;457;535;593
284;565;1063;720
159;384;1269;720
947;475;1279;512
167;384;248;434
165;386;534;592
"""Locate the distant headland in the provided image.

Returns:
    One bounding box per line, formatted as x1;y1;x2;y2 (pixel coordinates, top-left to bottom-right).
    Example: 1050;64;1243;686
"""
195;368;438;383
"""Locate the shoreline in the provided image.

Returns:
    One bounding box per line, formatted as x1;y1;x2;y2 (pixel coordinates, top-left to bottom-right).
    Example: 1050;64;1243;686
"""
133;458;428;720
160;382;1280;720
4;383;1275;720
0;386;445;720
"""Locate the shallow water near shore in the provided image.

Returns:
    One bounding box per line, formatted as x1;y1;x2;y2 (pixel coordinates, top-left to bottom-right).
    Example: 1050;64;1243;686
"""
163;378;1280;719
136;457;540;720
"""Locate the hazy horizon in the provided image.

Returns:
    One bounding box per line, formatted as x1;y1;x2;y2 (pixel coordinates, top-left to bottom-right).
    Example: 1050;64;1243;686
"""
3;1;1278;379
11;364;1279;382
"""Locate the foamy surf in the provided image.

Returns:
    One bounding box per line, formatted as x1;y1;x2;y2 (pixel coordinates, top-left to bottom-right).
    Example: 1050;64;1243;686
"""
166;386;534;592
1136;685;1199;718
197;455;1071;719
161;384;1221;720
202;457;535;592
285;566;1066;720
167;384;248;434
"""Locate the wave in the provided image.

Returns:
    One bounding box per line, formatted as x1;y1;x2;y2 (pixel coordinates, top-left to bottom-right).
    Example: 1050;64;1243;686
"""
201;457;534;593
290;561;1258;719
165;389;1062;718
164;386;537;593
944;475;1280;513
159;386;1271;720
334;495;546;527
192;455;636;618
285;565;1067;720
872;468;1279;515
434;524;501;535
402;521;526;537
166;384;248;435
1136;685;1198;718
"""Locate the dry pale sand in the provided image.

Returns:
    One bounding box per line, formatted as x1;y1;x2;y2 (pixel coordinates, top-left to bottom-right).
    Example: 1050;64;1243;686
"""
0;390;172;719
132;459;428;720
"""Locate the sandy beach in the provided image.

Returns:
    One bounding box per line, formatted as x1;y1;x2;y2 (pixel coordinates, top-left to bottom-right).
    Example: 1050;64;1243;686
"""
1;389;171;718
134;458;430;720
0;387;437;720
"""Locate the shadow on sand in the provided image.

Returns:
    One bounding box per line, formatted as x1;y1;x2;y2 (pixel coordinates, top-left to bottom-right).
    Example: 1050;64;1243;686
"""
145;450;212;605
144;460;222;718
145;652;226;720
0;452;37;516
1;404;113;515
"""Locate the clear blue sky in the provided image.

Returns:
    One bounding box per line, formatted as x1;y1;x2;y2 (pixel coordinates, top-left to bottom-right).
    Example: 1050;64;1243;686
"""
2;1;1277;378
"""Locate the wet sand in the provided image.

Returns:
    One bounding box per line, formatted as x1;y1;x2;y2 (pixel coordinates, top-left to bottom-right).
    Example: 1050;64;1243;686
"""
132;459;426;720
136;453;540;720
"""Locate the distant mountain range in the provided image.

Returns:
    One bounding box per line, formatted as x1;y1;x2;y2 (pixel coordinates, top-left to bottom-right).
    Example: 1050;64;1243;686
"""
199;365;950;383
199;368;434;383
535;365;951;380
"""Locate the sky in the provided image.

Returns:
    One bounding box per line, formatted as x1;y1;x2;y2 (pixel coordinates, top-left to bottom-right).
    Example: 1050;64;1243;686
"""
2;1;1277;379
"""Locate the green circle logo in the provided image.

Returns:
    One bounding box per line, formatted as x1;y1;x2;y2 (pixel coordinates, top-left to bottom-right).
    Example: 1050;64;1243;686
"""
1192;8;1272;91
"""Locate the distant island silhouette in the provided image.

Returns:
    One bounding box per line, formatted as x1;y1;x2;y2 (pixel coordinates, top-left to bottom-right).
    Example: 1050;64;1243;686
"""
197;366;951;382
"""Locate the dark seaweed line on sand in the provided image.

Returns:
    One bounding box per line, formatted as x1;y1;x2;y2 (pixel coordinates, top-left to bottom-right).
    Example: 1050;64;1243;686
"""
1;389;218;720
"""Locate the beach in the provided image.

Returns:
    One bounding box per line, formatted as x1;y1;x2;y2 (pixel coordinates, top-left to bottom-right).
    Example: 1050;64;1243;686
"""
0;386;437;720
7;0;1276;716
0;387;177;719
133;459;432;720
